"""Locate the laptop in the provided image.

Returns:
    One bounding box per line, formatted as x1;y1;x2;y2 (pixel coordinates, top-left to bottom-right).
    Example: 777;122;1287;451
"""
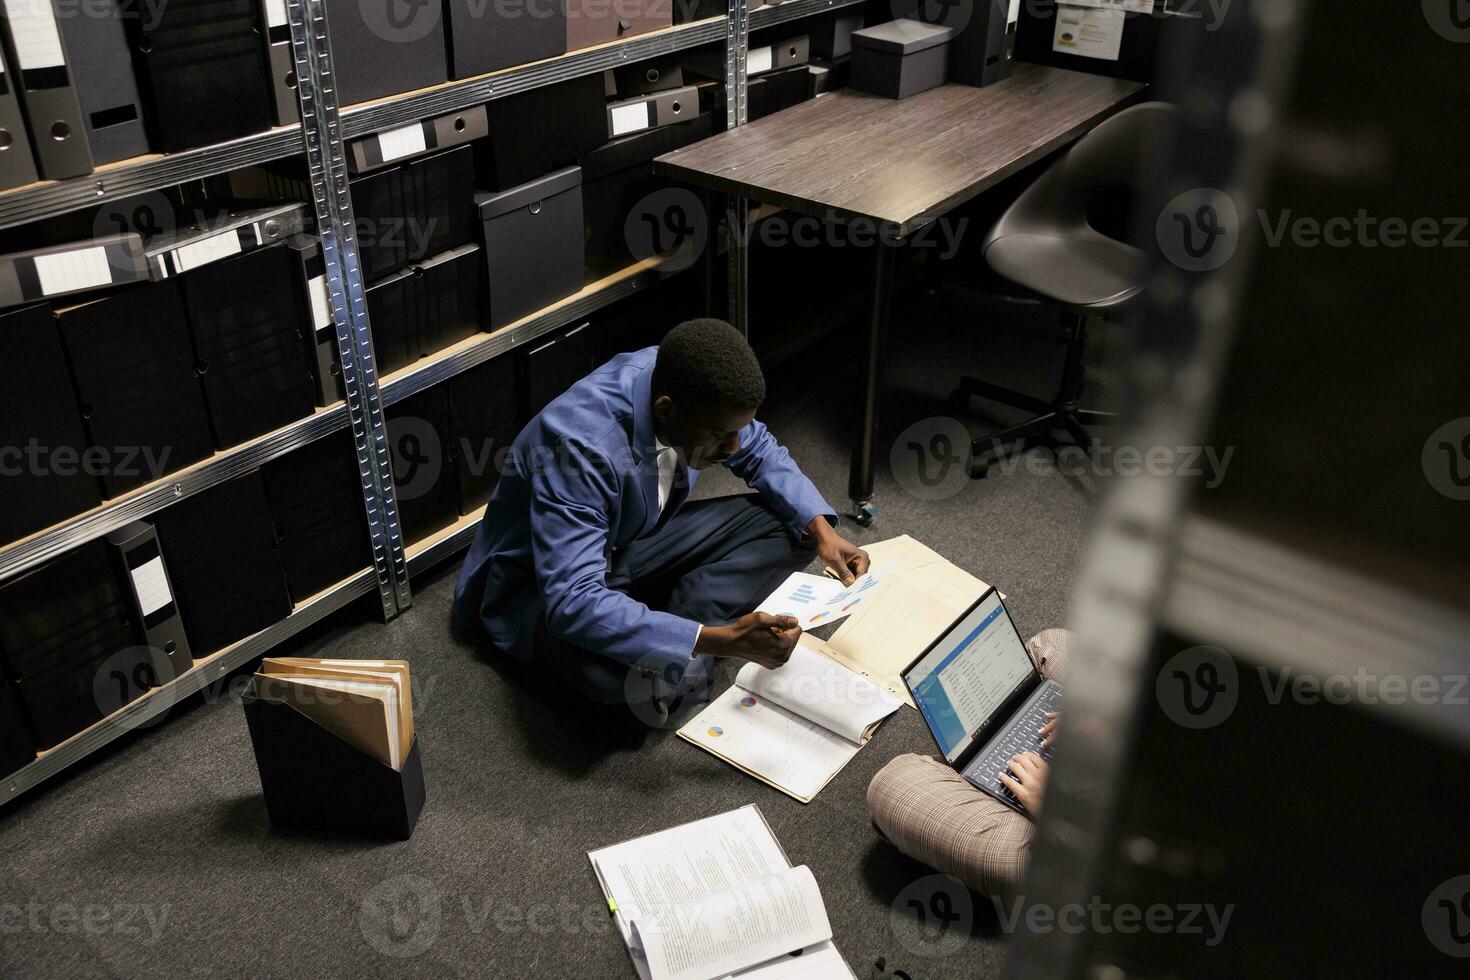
902;587;1062;816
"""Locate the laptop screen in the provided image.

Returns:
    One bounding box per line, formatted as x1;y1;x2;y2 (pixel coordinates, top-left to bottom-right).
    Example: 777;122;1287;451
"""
904;590;1035;764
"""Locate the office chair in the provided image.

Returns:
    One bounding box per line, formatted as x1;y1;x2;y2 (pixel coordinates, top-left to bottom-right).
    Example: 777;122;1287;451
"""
954;101;1173;477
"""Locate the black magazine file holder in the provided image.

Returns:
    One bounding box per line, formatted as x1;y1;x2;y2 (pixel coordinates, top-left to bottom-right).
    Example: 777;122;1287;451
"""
242;692;425;839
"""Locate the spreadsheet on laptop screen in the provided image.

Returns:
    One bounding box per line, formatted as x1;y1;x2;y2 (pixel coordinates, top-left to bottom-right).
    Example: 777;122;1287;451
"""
907;592;1033;762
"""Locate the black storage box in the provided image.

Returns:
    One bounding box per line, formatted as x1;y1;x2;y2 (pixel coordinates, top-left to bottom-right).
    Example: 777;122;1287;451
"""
181;244;317;448
365;243;484;376
810;55;851;96
447;355;521;515
851;19;954;100
751;64;813;118
580;112;713;281
0;541;150;749
476;166;585;329
151;471;293;656
323;0;448;105
127;0;274;152
0;302;102;544
809;9;864;59
351;144;477;283
261;433;376;603
674;0;725;22
55;281;215;499
567;0;670;52
243;691;425;839
386;387;461;544
521;323;595;419
475;75;606;191
447;0;565;77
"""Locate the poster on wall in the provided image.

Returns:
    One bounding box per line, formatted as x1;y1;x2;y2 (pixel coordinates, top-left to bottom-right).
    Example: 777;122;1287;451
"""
1052;3;1128;61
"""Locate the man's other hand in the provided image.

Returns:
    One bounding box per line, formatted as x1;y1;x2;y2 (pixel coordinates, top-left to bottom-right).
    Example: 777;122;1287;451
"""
806;517;869;586
697;612;801;669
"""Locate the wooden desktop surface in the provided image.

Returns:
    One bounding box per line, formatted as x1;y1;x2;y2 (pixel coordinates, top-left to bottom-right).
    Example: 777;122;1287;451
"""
655;64;1145;236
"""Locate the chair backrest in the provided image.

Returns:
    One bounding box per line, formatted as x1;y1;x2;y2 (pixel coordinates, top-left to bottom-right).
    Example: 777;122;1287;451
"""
985;101;1177;248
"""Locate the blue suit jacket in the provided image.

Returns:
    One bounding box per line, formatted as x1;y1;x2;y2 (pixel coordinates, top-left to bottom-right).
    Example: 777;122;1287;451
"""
453;347;834;688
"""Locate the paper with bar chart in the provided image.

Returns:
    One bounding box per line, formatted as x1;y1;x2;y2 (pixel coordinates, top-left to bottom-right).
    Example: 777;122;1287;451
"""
754;565;892;630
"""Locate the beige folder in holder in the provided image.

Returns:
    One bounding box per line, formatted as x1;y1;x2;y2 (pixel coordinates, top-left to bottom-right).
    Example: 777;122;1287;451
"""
588;805;858;980
0;232;147;309
243;658;423;839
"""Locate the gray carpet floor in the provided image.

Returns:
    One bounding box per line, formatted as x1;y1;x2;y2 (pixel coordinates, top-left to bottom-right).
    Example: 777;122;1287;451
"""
0;285;1104;980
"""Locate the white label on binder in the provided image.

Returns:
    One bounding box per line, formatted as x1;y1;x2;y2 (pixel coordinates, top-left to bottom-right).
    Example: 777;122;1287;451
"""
609;102;650;137
130;557;173;617
172;231;242;273
265;0;289;28
747;45;773;76
0;46;7;75
34;246;111;295
376;123;427;164
307;274;332;331
4;0;66;71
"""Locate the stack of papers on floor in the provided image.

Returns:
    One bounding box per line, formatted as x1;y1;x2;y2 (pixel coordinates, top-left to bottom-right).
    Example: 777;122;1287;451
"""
589;806;856;980
249;658;414;771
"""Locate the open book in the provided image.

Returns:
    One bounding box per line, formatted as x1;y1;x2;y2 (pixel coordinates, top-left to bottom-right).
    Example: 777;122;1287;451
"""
588;806;856;980
678;639;902;802
249;658;415;771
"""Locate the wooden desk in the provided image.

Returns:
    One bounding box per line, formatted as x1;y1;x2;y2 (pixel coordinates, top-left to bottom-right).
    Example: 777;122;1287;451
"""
656;65;1144;523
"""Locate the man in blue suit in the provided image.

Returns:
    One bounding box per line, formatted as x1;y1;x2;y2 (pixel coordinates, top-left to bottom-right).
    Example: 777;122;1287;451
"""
453;319;869;721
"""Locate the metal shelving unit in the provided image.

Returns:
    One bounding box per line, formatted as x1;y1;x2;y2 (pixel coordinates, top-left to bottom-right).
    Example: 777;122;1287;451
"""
0;128;306;231
750;0;865;32
0;405;352;584
3;565;379;802
0;0;763;806
341;18;730;140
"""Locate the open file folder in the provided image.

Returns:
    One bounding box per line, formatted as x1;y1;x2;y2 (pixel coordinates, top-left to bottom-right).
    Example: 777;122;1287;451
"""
680;536;993;802
243;659;424;838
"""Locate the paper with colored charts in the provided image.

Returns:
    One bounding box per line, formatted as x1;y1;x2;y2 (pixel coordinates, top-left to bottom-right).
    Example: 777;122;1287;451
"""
754;564;893;630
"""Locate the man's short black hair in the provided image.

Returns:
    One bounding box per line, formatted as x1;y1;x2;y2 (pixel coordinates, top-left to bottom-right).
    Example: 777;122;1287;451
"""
652;318;766;412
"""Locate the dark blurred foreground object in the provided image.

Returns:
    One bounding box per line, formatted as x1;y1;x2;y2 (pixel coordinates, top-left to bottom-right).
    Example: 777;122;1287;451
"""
1008;2;1470;979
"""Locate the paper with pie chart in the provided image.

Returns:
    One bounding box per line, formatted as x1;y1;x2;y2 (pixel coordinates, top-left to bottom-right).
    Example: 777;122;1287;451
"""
754;564;892;630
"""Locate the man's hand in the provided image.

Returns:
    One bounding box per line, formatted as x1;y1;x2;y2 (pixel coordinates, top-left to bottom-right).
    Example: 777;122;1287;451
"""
696;612;802;669
806;517;869;586
999;752;1049;816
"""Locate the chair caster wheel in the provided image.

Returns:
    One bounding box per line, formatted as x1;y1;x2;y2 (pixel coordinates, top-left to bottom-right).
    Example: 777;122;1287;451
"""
851;501;879;527
969;454;990;479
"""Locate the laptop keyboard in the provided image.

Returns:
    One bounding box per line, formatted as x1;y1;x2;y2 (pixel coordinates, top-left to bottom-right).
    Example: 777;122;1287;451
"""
964;685;1063;813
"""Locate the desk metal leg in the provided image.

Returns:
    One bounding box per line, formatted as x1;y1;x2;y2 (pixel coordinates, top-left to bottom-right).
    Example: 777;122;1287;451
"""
701;189;718;317
849;240;895;527
726;193;750;337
